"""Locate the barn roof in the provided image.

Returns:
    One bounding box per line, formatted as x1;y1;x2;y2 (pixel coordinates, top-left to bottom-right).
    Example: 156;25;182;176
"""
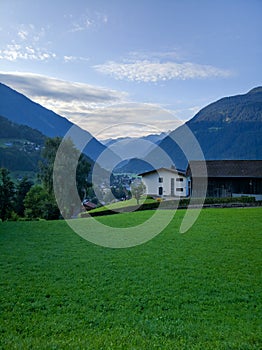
186;160;262;178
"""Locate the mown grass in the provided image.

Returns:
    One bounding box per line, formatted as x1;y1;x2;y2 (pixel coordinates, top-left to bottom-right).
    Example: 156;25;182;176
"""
88;195;156;213
0;208;261;349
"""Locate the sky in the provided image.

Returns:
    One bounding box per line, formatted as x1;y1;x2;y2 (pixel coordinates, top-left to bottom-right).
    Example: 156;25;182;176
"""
0;0;261;140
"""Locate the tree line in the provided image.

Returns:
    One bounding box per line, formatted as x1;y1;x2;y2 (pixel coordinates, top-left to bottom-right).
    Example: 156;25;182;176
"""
0;137;92;221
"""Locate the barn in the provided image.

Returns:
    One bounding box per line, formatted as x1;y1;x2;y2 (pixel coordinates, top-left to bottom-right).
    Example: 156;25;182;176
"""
186;160;262;199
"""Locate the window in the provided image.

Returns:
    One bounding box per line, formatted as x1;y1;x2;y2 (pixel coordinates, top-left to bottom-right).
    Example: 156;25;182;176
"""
176;177;184;182
158;187;163;195
159;177;163;183
176;188;184;192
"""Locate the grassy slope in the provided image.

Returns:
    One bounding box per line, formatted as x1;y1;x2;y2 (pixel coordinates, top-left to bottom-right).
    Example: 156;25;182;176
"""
0;208;261;349
88;196;156;213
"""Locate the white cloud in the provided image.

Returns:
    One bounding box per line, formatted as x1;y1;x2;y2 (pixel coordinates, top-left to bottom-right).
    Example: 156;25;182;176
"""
68;11;108;33
94;60;232;83
127;49;183;61
58;103;186;140
0;43;56;61
0;24;55;62
18;29;28;40
0;22;88;63
0;71;127;103
70;17;93;32
0;72;194;139
63;55;89;63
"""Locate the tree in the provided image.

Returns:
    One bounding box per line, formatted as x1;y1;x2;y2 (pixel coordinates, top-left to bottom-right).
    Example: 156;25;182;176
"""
76;154;91;201
24;185;60;220
39;137;91;198
15;177;33;217
0;168;15;221
38;137;62;195
38;137;91;218
131;181;146;205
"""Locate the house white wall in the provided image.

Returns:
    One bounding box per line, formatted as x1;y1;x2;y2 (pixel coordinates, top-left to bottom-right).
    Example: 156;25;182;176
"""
141;168;188;197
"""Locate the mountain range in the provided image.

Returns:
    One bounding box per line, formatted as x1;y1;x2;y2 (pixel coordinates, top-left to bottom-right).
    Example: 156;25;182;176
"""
0;82;261;175
0;83;117;165
155;86;262;169
101;132;168;160
117;86;262;173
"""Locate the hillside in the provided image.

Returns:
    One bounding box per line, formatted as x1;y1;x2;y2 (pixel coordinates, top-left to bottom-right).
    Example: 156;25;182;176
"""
0;115;45;172
147;87;262;170
0;83;118;164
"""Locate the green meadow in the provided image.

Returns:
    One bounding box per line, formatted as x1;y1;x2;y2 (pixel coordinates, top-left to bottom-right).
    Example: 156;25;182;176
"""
0;208;261;349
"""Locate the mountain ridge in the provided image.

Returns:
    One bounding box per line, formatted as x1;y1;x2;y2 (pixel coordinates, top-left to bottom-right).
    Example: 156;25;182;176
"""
1;83;261;174
117;87;262;173
154;86;262;169
0;82;119;164
189;86;262;123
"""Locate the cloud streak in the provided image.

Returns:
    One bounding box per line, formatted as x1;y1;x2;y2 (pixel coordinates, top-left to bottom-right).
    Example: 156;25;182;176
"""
94;60;232;83
0;72;193;139
0;71;127;103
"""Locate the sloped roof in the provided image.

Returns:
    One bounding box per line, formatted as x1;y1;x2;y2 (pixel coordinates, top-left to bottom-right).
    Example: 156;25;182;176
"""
139;167;185;177
82;200;97;209
186;160;262;178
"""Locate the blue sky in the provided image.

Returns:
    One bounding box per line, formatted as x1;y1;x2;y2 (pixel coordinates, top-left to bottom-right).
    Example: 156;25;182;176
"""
0;0;261;139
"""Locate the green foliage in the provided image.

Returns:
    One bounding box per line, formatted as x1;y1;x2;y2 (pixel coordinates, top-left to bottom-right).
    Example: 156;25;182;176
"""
14;177;33;217
0;208;261;349
53;138;90;217
38;137;62;195
0;168;15;221
24;185;60;220
75;154;91;200
39;137;91;218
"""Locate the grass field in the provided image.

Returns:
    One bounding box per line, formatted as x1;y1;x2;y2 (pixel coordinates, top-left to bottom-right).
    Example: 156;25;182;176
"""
87;195;156;213
0;208;261;349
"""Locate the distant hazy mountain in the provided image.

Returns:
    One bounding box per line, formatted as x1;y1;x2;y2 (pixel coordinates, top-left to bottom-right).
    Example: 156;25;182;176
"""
0;83;119;165
101;132;168;160
102;132;168;147
114;158;154;174
145;87;262;170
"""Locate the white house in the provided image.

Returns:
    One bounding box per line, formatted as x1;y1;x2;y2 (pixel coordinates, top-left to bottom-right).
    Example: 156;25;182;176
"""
139;167;189;198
